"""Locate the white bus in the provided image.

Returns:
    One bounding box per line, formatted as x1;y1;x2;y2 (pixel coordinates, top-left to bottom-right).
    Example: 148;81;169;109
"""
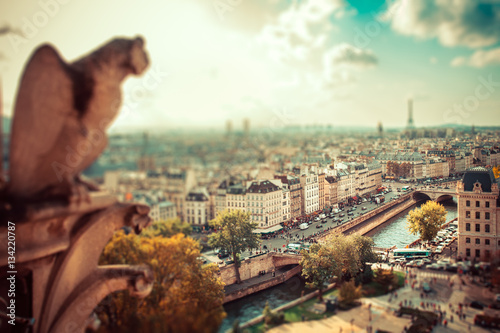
401;186;411;192
390;249;431;259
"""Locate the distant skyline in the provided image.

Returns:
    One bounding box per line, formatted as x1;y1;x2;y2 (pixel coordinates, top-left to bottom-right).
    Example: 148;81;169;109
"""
1;0;500;131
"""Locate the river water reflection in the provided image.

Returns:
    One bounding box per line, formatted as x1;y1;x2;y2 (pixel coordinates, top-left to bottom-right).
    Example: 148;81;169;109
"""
367;198;457;248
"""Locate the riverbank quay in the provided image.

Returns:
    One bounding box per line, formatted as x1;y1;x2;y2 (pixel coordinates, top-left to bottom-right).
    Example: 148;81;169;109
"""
223;265;302;303
316;193;415;242
235;283;337;332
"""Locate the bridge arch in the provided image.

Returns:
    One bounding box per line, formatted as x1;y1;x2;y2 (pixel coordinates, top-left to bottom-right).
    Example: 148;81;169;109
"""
413;192;431;202
435;194;454;203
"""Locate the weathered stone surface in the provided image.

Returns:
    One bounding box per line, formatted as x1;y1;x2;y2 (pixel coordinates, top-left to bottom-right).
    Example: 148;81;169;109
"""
7;36;148;201
0;37;153;333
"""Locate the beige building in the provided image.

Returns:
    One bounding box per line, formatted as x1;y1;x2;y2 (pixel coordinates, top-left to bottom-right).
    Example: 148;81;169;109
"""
226;183;247;212
457;167;499;261
325;176;338;206
300;173;319;214
247;180;282;229
164;168;196;221
274;175;302;219
318;173;326;210
184;188;210;227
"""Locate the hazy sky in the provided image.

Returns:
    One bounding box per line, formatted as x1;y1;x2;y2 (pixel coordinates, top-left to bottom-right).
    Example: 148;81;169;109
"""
1;0;500;131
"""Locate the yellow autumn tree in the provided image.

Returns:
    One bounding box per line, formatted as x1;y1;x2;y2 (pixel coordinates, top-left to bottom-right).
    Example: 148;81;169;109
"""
493;166;500;179
407;201;447;242
96;231;226;333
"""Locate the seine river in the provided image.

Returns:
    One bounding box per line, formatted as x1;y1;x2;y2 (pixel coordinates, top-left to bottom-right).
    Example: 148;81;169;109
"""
220;198;457;331
367;198;457;248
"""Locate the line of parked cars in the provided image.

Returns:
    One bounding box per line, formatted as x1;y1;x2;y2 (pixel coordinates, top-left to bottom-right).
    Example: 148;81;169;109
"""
430;225;457;253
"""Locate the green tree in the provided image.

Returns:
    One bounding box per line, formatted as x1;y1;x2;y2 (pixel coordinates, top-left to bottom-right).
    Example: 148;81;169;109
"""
327;234;378;281
373;268;397;293
300;243;337;301
96;231;226;333
141;218;192;238
209;209;260;284
407;201;447;242
338;280;362;306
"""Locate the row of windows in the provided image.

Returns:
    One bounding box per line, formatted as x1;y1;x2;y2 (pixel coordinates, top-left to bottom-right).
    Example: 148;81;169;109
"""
186;209;206;215
465;200;490;208
465;237;491;245
465;248;491;258
186;216;205;224
465;211;490;219
465;223;491;233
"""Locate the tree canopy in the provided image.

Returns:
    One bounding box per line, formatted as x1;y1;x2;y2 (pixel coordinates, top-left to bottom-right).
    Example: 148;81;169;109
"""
141;218;192;238
300;243;338;300
96;231;226;333
209;209;261;283
300;234;377;299
407;201;447;242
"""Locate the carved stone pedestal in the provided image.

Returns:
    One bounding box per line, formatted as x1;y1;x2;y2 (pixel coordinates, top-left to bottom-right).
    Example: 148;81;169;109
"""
0;192;153;333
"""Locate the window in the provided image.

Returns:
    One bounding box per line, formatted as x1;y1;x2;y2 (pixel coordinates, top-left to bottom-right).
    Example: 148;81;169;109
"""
485;239;490;245
485;224;490;233
466;248;470;257
475;224;480;232
475;212;480;219
475;238;480;245
466;200;470;207
466;237;470;243
475;249;480;258
466;223;471;231
466;211;471;218
485;212;490;220
476;201;480;207
486;201;490;208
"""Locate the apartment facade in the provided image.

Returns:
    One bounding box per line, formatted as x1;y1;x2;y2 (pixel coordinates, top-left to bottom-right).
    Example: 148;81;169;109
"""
457;167;499;261
318;173;325;210
274;175;302;219
300;173;319;214
184;188;210;226
247;180;282;228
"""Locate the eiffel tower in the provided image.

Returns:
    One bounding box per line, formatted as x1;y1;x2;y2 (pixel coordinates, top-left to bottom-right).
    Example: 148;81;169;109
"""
407;99;415;129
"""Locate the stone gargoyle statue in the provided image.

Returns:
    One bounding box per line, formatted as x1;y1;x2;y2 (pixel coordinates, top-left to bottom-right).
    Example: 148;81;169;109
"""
0;38;154;333
6;36;148;202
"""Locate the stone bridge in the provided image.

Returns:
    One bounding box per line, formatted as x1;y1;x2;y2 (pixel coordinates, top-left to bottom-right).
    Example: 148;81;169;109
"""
272;253;302;267
218;252;302;286
413;189;456;202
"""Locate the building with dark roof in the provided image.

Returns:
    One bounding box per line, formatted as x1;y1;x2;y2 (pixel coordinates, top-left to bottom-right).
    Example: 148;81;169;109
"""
247;180;282;229
457;167;499;261
185;188;210;226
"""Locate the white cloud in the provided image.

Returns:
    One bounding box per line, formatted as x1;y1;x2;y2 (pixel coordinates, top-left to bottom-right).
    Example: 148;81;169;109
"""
385;0;500;48
324;43;377;68
451;48;500;68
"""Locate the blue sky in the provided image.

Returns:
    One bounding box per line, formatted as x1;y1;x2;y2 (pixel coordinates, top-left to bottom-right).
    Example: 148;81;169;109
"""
0;0;499;131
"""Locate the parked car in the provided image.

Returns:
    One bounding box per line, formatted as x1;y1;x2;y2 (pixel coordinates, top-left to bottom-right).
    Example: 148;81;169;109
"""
470;301;485;310
316;224;323;229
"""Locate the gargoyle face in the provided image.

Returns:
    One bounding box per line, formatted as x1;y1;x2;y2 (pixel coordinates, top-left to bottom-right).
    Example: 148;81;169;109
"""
129;37;149;75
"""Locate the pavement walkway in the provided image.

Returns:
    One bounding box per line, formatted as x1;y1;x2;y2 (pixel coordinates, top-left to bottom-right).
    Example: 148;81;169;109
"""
267;266;498;333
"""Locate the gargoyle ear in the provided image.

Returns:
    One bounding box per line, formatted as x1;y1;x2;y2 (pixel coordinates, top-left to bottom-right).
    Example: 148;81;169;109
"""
129;36;148;75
